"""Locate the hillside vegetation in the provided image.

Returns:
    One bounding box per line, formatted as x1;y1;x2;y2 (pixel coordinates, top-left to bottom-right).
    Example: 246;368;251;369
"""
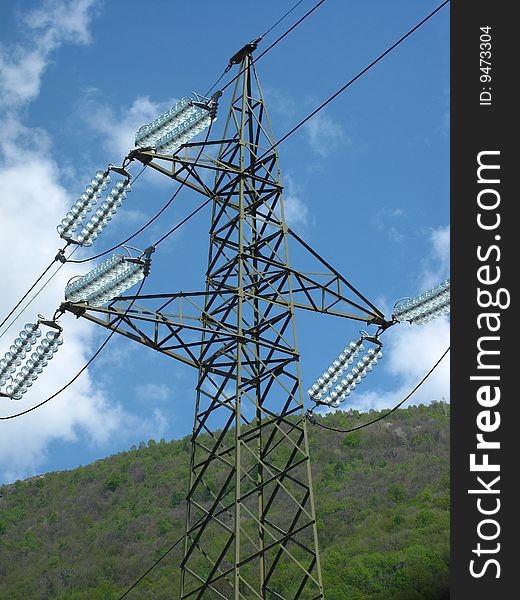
0;402;449;599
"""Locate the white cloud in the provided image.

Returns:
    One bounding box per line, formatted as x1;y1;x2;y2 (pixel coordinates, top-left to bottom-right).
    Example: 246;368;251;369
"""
0;142;138;482
303;112;348;157
0;0;98;110
23;0;98;46
135;382;171;402
318;317;450;417
0;0;152;484
148;408;168;439
264;88;296;119
0;49;47;108
280;173;311;230
349;318;450;412
430;225;450;262
371;207;407;243
283;195;310;229
318;226;450;416
77;92;195;194
420;224;450;289
79;92;169;159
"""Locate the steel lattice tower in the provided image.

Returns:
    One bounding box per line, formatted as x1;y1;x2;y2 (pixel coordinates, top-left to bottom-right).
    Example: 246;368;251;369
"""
179;54;325;599
63;48;387;599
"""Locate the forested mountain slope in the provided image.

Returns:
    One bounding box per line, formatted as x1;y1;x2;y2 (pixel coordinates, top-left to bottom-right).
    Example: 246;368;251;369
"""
0;402;449;599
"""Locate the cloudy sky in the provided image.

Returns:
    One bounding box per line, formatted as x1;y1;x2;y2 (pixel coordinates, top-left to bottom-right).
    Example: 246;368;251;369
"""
0;0;449;483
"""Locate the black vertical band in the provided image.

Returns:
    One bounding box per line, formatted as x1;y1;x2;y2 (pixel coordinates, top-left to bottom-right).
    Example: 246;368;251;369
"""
451;2;515;597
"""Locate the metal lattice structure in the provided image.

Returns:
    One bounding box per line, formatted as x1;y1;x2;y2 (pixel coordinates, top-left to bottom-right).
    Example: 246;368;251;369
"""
63;50;388;599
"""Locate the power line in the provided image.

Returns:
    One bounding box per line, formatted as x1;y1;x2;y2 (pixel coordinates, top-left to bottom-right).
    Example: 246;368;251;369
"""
0;164;145;338
67;0;326;262
75;5;448;595
118;485;241;600
3;0;421;343
259;0;450;159
255;0;326;64
306;346;450;434
1;73;211;353
101;0;327;252
137;0;448;251
204;69;228;99
260;0;308;39
85;0;326;258
0;256;62;338
1;4;451;593
115;351;450;597
153;195;213;248
66;164;150;264
68;124;213;263
205;0;312;97
0;0;308;407
1;2;448;427
0;122;210;417
220;0;327;94
0;247;78;342
117;535;184;599
0;278;146;421
151;124;215;248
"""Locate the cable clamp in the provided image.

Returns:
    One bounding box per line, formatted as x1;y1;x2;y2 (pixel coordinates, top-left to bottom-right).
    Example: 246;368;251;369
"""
141;246;156;277
55;248;67;264
208;90;222;119
359;330;383;348
108;163;132;180
37;314;63;333
227;37;262;70
193;90;222;121
59;301;86;318
305;409;317;424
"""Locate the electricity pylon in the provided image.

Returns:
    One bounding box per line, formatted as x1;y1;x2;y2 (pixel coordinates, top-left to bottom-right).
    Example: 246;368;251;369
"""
63;47;388;599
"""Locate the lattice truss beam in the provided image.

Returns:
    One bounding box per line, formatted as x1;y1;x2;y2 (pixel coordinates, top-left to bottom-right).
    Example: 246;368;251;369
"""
62;53;389;599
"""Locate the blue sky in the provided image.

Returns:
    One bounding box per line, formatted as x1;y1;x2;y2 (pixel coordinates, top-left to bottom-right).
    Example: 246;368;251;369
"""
0;0;450;483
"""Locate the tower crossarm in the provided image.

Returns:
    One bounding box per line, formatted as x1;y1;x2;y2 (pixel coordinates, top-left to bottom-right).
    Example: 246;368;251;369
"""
238;259;388;325
205;248;389;326
132;145;282;200
60;291;300;374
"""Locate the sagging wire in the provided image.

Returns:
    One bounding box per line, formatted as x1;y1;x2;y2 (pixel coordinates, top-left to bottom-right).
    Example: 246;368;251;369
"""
306;346;450;434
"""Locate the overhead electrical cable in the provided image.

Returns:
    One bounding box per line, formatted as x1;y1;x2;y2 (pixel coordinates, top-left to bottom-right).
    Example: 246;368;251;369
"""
118;486;247;599
256;0;450;161
205;0;317;97
261;0;308;38
0;164;144;337
2;0;433;345
0;247;78;342
0;6;450;597
254;0;326;64
0;278;146;420
152;195;213;248
68;0;327;261
72;0;322;262
142;0;448;249
2;113;205;346
1;1;448;420
117;535;184;599
219;0;327;95
68;124;213;264
66;164;151;264
0;257;62;337
114;352;450;598
306;346;450;434
0;125;211;416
